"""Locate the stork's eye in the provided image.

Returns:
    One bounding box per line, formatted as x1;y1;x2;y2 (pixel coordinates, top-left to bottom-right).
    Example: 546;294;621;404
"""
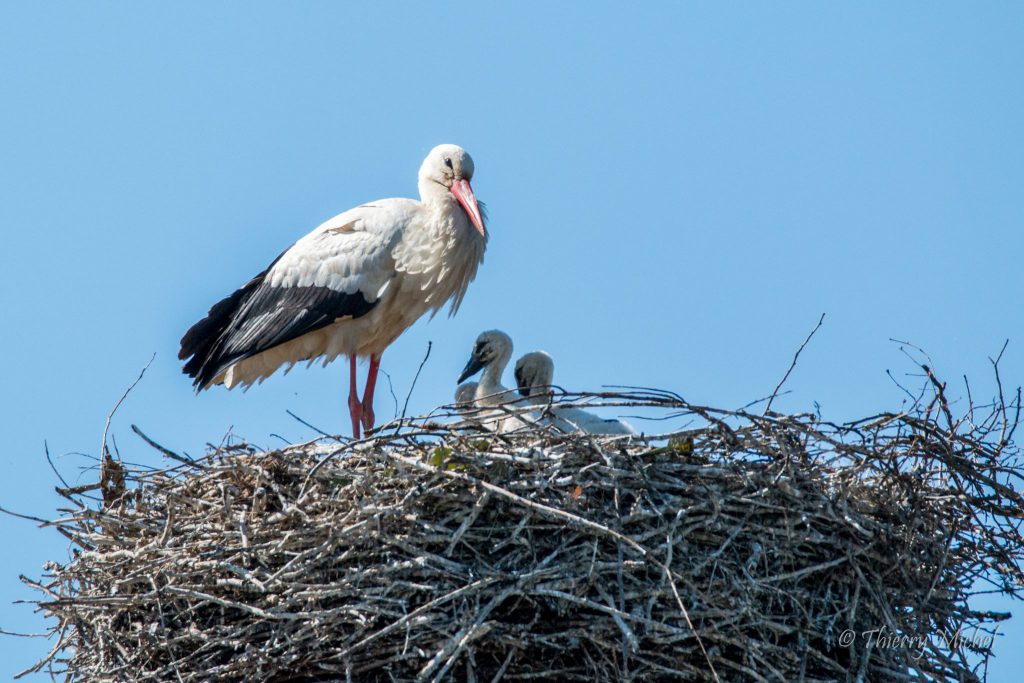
444;157;453;169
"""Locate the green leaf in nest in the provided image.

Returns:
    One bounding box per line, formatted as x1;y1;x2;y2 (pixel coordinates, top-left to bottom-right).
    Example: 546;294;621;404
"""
669;437;695;456
429;446;452;469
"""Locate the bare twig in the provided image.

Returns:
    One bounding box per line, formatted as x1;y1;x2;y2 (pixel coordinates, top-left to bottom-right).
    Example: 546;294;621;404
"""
100;353;155;460
0;506;51;525
130;425;195;466
285;410;331;437
398;341;432;430
764;313;825;415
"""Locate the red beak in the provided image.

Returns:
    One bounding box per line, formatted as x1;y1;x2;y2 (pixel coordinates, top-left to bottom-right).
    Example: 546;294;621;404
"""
450;178;486;236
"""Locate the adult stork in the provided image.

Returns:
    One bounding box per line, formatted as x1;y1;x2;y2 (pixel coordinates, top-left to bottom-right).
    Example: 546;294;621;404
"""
514;351;636;435
179;144;488;439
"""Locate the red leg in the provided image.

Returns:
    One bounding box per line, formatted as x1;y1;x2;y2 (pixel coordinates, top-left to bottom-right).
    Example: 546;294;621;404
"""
361;354;381;433
348;355;362;439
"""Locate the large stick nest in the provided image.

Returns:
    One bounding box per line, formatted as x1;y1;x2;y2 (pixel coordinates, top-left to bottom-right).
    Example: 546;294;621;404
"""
20;378;1024;682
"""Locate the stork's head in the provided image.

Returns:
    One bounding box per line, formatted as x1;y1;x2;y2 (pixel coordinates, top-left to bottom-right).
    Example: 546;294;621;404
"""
457;329;512;383
419;144;486;236
514;351;555;398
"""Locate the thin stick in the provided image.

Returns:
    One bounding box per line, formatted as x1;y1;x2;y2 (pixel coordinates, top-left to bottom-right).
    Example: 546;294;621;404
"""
399;341;432;428
0;505;51;525
286;410;331;437
43;441;70;490
101;353;155;460
765;313;825;415
131;425;196;466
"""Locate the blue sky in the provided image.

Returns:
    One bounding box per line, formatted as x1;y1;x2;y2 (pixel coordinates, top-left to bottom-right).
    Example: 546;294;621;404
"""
1;3;1021;679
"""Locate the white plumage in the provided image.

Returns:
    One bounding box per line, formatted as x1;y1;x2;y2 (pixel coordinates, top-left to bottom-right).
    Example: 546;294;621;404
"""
180;144;487;438
453;381;479;413
514;351;636;435
455;330;534;432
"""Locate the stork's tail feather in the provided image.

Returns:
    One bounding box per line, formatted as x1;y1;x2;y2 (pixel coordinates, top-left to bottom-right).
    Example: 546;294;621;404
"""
179;274;266;389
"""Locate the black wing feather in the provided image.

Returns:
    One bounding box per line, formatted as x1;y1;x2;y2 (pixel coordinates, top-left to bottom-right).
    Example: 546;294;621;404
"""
180;272;376;389
179;273;266;379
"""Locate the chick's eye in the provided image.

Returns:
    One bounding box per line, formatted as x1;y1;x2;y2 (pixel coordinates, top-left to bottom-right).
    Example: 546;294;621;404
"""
444;157;453;170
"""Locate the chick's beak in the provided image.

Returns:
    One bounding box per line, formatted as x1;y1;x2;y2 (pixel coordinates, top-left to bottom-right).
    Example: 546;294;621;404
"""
450;178;486;236
457;354;485;384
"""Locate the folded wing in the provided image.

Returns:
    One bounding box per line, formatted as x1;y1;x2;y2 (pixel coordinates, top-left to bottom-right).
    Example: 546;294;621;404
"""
180;204;407;388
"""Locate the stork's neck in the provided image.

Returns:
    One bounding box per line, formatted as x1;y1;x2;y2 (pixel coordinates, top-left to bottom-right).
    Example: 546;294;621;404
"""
479;350;512;397
418;177;456;207
525;362;555;404
417;180;472;241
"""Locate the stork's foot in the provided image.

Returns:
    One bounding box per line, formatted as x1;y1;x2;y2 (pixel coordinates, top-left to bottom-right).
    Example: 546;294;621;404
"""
361;401;375;434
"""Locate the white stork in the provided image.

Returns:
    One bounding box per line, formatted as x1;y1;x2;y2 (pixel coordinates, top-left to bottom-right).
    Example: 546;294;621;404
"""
514;351;636;435
179;144;487;439
456;330;517;407
456;330;533;431
453;381;479;412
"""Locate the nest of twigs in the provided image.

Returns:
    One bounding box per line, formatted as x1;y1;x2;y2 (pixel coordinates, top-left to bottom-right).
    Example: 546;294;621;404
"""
19;376;1024;682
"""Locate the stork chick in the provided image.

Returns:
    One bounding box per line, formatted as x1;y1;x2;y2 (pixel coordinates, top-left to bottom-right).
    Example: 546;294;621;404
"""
453;381;479;413
515;351;636;435
456;330;532;432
